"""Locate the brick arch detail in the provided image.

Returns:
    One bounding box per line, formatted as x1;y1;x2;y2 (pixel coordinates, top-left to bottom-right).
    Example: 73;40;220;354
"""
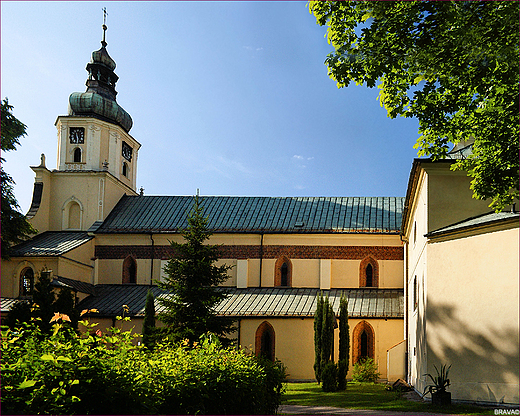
122;255;137;284
352;320;375;364
274;255;292;287
255;321;275;361
359;256;379;287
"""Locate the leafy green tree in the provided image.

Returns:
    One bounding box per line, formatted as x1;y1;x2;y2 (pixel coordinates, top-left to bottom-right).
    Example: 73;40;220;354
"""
313;292;324;382
142;289;156;349
337;296;349;390
309;1;519;210
157;195;234;344
1;98;36;259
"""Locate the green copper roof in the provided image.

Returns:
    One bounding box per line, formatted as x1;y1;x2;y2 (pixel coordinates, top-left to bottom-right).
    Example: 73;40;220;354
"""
95;196;404;234
74;286;403;319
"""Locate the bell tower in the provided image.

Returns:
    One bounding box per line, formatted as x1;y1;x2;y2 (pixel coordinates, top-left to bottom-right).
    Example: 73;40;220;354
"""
28;16;141;233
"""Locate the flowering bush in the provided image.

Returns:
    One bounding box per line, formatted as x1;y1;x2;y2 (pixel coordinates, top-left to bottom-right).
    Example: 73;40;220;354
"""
1;312;286;415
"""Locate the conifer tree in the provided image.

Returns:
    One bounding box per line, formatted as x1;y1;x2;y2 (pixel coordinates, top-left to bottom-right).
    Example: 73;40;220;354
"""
32;270;56;334
1;99;36;259
313;292;324;382
337;295;349;390
142;289;156;349
157;195;234;344
321;296;334;368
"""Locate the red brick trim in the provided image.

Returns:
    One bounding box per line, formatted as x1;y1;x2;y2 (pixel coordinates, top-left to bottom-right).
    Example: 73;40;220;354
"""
274;256;292;287
95;244;403;260
359;256;379;288
352;320;375;364
255;321;275;361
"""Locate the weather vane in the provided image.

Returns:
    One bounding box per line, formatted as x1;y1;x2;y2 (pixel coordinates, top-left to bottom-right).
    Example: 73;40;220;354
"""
101;7;108;47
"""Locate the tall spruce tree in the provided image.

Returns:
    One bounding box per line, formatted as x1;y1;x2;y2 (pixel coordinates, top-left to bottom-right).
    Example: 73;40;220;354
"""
157;195;234;344
313;292;324;382
337;295;350;390
142;289;156;349
1;99;36;259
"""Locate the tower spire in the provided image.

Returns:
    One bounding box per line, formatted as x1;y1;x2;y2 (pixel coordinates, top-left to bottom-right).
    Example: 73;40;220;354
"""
101;7;108;48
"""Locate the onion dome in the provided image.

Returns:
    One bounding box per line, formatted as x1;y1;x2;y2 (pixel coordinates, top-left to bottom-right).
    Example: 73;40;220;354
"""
68;23;133;132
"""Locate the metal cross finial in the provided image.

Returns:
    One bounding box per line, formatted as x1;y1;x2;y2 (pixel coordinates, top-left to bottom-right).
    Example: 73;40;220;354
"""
101;7;108;47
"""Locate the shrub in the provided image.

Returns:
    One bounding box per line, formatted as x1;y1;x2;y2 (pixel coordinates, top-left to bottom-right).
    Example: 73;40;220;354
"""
352;358;381;383
1;315;286;415
321;362;338;392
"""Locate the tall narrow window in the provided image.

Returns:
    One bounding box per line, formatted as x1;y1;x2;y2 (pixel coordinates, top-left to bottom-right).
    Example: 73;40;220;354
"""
122;161;128;177
360;330;368;359
122;256;137;284
359;256;378;288
73;147;82;163
20;268;34;297
274;256;292;287
255;321;275;361
281;263;288;286
353;321;375;364
366;264;373;287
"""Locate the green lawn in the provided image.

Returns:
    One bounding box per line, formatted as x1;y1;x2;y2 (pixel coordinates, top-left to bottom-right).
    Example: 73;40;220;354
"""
282;382;493;415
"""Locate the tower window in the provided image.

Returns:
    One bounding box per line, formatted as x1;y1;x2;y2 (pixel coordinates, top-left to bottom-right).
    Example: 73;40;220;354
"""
73;147;82;163
20;268;34;297
122;161;128;177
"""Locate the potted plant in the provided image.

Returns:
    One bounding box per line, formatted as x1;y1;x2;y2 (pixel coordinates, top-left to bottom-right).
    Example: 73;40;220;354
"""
423;364;451;406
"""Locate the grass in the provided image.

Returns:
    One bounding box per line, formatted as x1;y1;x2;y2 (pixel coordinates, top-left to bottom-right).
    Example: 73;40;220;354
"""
282;382;494;415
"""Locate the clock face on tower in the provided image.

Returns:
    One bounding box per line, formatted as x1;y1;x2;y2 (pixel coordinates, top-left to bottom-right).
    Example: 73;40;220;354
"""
122;141;133;161
69;127;85;144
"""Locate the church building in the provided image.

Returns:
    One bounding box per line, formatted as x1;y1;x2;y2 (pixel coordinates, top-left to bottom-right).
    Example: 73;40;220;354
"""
1;24;518;404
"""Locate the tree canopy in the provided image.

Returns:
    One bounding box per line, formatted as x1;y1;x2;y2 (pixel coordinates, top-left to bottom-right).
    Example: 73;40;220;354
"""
309;1;519;210
157;195;234;344
1;99;36;259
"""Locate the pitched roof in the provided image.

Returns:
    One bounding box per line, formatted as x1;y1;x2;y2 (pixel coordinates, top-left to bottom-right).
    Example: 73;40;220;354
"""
426;211;519;237
8;231;93;257
76;286;403;319
95;196;404;234
52;276;97;296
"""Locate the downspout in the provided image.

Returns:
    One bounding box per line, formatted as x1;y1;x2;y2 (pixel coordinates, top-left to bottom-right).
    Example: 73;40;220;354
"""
258;232;264;288
149;233;155;285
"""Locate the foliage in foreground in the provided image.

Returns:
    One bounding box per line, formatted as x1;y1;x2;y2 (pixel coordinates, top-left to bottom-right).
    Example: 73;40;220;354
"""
352;357;381;383
1;314;286;415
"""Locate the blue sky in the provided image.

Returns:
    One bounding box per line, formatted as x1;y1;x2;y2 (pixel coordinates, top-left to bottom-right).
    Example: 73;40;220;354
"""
1;1;420;214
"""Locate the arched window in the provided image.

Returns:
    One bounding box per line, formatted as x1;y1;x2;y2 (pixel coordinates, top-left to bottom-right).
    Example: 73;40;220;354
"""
20;268;34;297
122;256;137;284
366;264;373;287
122;161;128;177
274;256;292;287
73;147;82;163
359;256;379;288
255;321;275;361
352;320;375;364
